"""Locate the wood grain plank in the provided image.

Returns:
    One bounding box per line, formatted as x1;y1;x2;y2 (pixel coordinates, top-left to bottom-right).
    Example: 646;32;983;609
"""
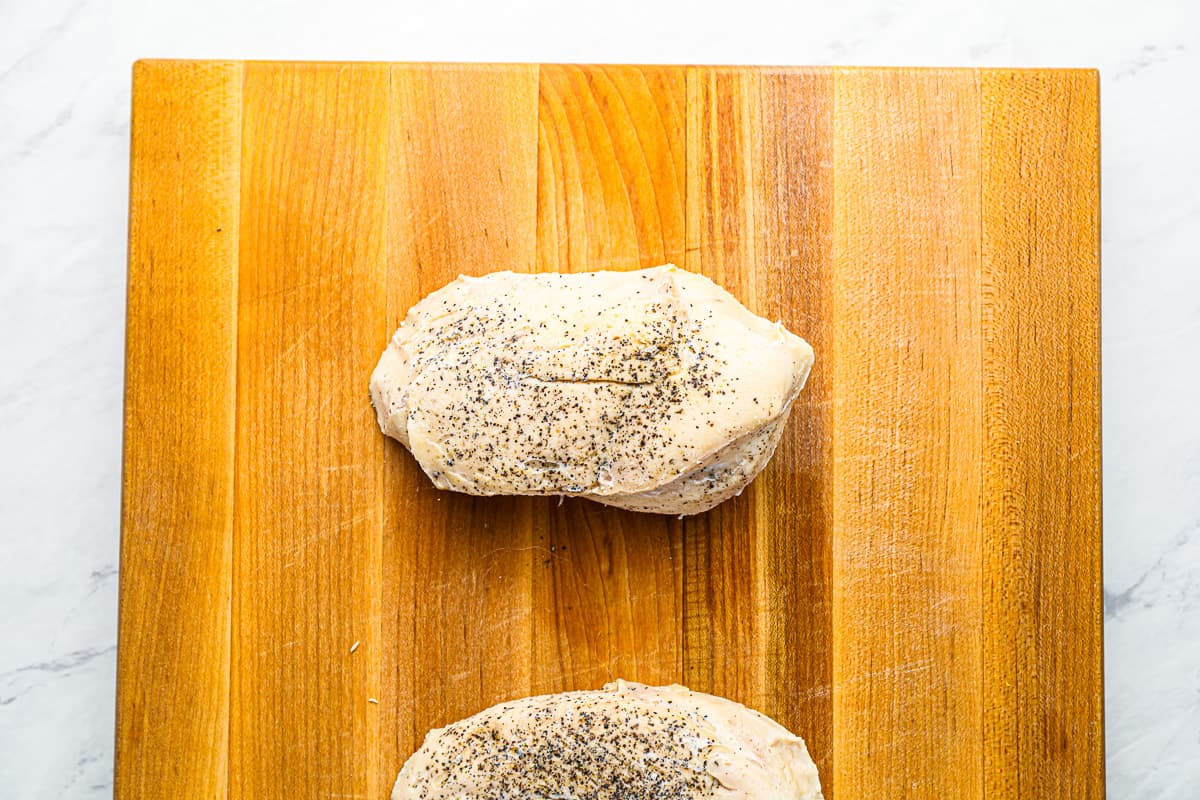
230;62;389;800
830;68;984;798
753;72;836;786
537;64;687;272
382;63;541;796
683;66;835;789
980;69;1104;799
532;65;687;694
115;59;242;800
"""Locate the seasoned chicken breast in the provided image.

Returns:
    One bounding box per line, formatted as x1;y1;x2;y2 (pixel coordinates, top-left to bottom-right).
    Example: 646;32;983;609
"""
370;265;814;515
391;681;824;800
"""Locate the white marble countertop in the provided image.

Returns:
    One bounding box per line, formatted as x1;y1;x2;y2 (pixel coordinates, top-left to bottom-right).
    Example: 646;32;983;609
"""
1;0;1197;797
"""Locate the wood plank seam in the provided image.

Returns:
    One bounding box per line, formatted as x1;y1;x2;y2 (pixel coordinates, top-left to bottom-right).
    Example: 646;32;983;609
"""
225;59;246;800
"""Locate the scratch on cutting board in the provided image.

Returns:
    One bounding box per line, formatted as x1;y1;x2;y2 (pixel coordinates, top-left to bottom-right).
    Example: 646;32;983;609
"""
273;306;341;369
858;658;935;683
482;545;554;559
798;684;832;702
284;515;373;553
240;276;325;305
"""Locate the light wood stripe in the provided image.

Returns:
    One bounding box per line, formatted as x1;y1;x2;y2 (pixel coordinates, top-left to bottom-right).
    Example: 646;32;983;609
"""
230;62;389;800
831;68;985;798
532;65;688;694
116;59;242;800
381;63;541;799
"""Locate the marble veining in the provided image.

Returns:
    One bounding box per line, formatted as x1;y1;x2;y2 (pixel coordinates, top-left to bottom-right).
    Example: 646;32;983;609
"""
2;0;1198;797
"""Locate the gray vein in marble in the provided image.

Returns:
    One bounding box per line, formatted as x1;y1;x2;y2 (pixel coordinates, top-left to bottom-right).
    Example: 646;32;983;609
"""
0;0;87;83
89;565;118;585
2;645;117;680
1114;42;1189;81
48;567;121;653
18;106;74;157
817;8;896;63
968;39;1009;61
0;645;117;711
60;750;106;796
1107;520;1200;620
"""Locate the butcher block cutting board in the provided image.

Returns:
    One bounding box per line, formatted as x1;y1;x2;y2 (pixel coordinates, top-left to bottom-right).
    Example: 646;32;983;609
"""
116;62;1102;799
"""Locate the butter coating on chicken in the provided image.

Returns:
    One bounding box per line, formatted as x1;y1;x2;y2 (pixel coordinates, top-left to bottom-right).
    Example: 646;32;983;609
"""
370;265;814;515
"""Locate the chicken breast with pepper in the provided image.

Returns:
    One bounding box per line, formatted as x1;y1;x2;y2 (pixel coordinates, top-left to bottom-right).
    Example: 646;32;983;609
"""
369;265;814;515
391;681;824;800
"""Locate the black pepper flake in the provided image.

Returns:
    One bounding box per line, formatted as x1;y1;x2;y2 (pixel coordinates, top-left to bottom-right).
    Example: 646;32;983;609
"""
401;687;724;798
383;270;772;508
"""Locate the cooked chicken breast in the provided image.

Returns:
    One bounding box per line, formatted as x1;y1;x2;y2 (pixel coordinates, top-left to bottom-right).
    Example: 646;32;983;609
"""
391;681;824;800
370;265;814;515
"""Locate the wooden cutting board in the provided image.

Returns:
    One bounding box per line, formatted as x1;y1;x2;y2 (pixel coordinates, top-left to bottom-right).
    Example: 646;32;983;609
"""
115;61;1102;799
